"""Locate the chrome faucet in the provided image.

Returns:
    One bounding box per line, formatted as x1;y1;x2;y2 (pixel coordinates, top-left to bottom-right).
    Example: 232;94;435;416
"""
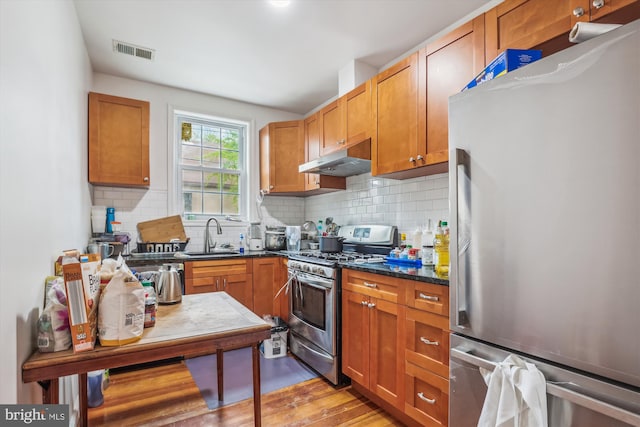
204;217;223;253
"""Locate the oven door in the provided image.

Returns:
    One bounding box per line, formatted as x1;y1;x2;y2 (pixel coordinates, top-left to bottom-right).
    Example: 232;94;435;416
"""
288;270;336;355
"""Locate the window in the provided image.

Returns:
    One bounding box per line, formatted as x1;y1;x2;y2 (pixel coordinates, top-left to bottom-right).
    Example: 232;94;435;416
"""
175;112;247;219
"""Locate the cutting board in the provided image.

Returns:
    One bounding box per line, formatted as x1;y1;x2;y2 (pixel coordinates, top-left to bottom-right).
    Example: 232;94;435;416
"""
137;215;188;243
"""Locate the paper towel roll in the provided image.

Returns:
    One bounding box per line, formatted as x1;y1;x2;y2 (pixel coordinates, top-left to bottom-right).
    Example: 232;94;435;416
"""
569;22;622;43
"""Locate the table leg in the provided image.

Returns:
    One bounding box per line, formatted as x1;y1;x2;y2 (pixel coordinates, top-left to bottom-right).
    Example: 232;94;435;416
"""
78;372;88;427
38;378;59;404
216;349;224;401
252;344;262;427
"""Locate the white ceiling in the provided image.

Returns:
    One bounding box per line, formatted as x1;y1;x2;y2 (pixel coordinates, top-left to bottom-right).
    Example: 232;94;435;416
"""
74;0;497;115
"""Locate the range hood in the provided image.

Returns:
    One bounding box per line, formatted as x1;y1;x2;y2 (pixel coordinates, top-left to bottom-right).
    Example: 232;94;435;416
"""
299;139;371;177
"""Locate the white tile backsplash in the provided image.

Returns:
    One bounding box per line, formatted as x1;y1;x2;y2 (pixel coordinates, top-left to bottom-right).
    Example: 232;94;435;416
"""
92;172;448;251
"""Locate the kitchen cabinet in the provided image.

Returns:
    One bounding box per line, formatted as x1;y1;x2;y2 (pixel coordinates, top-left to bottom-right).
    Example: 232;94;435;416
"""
417;16;485;171
303;113;346;193
88;92;150;187
371;53;419;177
259;120;305;195
342;269;405;410
184;259;253;310
485;0;640;61
404;281;450;427
252;257;289;322
318;81;373;156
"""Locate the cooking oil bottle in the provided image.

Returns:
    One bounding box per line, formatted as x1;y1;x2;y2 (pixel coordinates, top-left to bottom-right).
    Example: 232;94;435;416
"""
434;221;449;277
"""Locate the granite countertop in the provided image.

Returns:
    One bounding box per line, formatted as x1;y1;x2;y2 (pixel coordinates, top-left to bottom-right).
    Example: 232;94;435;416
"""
123;250;449;286
340;261;449;286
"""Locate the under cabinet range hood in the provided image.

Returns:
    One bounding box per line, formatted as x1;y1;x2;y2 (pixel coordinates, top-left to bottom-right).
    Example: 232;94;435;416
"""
299;139;371;177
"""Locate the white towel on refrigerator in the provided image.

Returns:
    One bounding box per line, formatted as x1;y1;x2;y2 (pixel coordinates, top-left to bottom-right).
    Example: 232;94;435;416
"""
477;354;548;427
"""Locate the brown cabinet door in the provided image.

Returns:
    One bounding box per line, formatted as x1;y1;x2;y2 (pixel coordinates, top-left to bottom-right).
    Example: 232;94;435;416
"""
588;0;638;21
369;297;406;410
405;308;450;379
88;92;150;187
223;273;253;310
303;113;321;190
341;289;370;386
343;80;373;147
418;16;485;167
252;257;281;318
485;0;574;60
259;120;305;194
405;361;449;427
318;99;345;156
372;53;419;176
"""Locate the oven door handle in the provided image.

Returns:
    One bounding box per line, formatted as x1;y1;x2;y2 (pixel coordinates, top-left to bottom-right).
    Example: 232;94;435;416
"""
292;272;333;290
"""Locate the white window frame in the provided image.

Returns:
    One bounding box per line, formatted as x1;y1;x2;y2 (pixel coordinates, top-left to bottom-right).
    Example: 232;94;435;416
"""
168;107;251;223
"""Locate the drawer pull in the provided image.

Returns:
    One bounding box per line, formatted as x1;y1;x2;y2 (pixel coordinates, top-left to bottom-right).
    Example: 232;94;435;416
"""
361;300;368;306
367;302;376;309
420;337;439;346
417;392;436;404
419;293;439;301
364;282;377;288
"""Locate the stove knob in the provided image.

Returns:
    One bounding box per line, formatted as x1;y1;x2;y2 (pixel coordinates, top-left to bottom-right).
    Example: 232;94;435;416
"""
303;264;311;272
313;266;323;275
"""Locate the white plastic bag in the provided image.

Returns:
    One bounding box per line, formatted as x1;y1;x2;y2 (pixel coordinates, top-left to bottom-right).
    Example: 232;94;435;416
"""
98;265;145;346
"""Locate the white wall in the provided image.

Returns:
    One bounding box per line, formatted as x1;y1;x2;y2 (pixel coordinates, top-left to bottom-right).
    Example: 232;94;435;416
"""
90;73;302;251
0;0;93;406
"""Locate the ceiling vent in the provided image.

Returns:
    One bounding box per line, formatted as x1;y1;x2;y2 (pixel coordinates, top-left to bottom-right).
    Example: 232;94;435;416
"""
112;40;155;61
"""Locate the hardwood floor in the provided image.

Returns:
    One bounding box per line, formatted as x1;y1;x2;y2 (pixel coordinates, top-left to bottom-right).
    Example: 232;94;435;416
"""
88;359;404;426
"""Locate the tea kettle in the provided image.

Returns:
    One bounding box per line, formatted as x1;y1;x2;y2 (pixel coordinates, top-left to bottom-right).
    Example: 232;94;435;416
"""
157;265;182;304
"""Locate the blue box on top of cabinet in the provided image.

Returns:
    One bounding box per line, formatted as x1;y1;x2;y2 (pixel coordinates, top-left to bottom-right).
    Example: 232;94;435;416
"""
463;49;542;91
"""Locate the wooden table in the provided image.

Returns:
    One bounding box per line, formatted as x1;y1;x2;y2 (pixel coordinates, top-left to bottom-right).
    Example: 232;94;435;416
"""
22;292;271;427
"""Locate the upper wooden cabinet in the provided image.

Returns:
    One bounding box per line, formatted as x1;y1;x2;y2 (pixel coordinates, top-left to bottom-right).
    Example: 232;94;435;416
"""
318;81;373;157
485;0;639;61
259;120;305;195
303;113;346;193
418;15;486;169
371;53;419;177
88;92;150;187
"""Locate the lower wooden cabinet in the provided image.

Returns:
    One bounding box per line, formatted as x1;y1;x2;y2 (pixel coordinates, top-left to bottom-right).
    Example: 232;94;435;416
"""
342;268;450;426
184;259;253;310
342;270;405;410
252;257;289;321
185;256;288;320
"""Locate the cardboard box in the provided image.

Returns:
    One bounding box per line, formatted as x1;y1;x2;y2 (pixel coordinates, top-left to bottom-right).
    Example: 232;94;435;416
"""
62;254;101;353
463;49;542;91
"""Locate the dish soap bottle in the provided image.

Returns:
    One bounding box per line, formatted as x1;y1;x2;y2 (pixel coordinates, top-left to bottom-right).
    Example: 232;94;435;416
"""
434;221;449;277
239;233;245;254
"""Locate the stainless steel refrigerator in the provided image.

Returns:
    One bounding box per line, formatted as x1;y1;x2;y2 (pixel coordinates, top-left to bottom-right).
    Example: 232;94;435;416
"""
448;19;640;426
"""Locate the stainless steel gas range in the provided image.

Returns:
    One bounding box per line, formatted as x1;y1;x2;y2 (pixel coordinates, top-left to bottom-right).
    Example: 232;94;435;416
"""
287;225;397;385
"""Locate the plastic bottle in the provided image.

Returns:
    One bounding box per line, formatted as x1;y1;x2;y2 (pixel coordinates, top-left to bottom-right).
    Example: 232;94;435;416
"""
87;370;105;407
105;207;115;233
317;220;323;235
400;233;407;250
37;313;55;353
142;280;156;328
412;227;422;249
239;233;245;254
422;226;434;266
434;221;450;277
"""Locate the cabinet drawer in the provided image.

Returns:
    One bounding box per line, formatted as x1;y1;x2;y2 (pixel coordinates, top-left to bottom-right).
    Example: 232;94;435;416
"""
185;278;217;294
405;361;449;427
342;269;400;303
405;281;448;316
185;259;248;278
405;308;449;378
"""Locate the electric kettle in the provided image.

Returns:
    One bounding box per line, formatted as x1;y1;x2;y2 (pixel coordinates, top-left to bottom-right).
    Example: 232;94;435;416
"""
157;265;182;304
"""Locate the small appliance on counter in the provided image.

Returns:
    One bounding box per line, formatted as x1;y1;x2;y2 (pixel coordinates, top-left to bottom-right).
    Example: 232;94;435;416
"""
156;265;182;304
247;223;263;251
264;226;286;250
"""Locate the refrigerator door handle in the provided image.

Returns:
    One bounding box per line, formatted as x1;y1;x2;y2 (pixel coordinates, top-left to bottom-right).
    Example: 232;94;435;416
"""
451;148;470;328
450;348;640;426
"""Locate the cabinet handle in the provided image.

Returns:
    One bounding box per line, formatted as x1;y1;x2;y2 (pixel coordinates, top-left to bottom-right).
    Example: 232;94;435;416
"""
573;6;585;17
417;392;436;404
269;185;274;189
420;337;440;346
592;0;605;8
409;156;416;163
143;177;149;182
223;278;227;289
315;179;320;185
416;155;424;161
361;300;368;306
336;139;346;145
216;279;220;290
363;281;377;288
419;293;439;301
367;302;376;309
